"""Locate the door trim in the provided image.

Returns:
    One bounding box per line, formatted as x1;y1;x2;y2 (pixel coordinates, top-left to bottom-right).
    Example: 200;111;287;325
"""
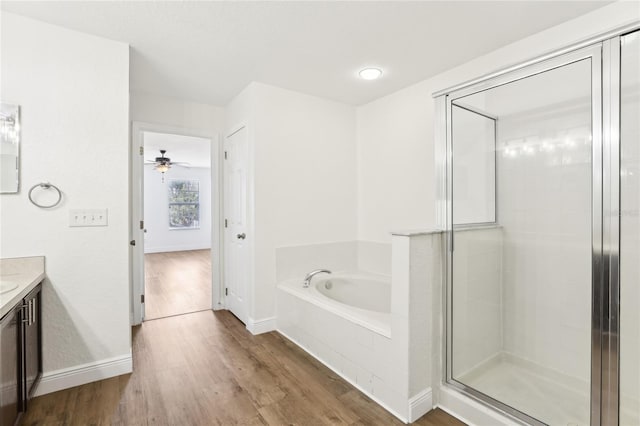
129;121;223;325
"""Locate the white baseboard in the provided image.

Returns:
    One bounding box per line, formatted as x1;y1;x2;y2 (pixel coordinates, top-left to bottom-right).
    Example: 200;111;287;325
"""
246;316;276;335
408;388;433;422
144;244;211;254
34;353;133;397
277;329;409;423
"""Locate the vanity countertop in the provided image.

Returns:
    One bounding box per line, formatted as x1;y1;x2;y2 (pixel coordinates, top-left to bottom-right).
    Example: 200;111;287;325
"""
0;256;45;318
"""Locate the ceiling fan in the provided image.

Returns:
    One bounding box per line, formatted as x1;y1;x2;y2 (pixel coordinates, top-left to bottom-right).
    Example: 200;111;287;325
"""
145;149;190;181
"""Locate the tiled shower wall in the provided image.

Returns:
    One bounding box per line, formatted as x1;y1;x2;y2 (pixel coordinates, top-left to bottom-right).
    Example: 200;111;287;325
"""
451;227;503;377
275;241;391;284
275;241;358;283
496;90;592;383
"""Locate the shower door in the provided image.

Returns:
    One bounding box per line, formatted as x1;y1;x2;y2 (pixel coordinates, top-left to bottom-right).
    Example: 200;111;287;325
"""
445;45;602;426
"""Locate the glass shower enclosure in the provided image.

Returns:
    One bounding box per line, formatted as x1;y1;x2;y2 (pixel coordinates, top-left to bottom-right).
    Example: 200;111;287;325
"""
438;27;639;426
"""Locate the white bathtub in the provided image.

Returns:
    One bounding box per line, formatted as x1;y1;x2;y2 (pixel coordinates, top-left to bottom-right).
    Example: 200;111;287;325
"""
278;272;391;337
275;237;437;422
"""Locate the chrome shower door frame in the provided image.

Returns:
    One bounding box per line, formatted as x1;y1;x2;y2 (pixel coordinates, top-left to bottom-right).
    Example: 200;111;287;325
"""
601;35;621;426
438;35;625;425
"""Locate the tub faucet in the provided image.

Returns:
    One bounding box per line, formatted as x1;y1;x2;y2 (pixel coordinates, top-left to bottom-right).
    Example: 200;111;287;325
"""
303;269;331;288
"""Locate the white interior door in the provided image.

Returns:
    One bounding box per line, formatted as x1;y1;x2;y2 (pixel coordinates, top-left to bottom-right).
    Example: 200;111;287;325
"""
224;126;249;324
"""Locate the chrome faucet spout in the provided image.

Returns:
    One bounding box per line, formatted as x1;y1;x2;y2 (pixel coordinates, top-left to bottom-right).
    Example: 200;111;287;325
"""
303;269;332;288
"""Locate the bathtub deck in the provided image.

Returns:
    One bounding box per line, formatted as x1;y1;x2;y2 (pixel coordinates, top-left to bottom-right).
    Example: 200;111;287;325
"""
21;310;464;425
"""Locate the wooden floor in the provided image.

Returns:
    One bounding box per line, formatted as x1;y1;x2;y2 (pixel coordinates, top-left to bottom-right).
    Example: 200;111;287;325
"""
21;310;465;426
144;250;211;320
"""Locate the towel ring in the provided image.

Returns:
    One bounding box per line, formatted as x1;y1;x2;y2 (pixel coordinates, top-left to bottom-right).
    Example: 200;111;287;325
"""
28;182;63;209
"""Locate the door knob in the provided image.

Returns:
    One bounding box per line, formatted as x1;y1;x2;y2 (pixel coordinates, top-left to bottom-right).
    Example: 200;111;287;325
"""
237;233;246;240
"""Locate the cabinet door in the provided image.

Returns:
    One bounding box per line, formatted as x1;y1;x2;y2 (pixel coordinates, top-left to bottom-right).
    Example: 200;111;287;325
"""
22;285;41;406
0;308;19;426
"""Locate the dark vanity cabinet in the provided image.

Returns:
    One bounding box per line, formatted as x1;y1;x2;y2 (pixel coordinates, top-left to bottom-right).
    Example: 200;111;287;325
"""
21;285;42;410
0;283;42;426
0;307;19;426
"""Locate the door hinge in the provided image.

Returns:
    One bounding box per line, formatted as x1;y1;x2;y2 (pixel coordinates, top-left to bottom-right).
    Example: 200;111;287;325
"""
139;146;144;155
141;294;145;303
225;288;228;296
224;151;228;160
129;240;136;246
224;219;228;228
140;220;144;230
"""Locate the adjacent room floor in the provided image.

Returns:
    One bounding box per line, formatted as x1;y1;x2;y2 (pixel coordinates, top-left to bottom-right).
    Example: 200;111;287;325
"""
144;249;212;320
21;310;465;425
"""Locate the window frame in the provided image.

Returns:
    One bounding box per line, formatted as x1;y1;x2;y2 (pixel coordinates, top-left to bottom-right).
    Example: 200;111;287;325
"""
167;179;201;230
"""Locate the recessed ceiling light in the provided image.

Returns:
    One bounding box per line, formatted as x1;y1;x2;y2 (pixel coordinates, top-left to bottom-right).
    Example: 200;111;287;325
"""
359;67;383;80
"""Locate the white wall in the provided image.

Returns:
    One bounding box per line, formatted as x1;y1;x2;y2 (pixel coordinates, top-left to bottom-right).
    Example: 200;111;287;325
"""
252;83;357;321
225;82;357;324
130;92;224;136
356;1;640;243
0;12;131;385
356;87;434;242
143;166;212;253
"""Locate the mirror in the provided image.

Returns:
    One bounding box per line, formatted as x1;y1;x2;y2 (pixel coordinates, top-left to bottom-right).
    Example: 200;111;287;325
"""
1;103;20;193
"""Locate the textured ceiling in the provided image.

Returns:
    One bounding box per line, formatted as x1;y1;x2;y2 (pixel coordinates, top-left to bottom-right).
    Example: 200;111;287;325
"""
1;1;613;106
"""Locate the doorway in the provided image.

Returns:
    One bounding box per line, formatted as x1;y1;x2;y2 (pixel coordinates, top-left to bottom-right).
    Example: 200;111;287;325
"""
131;123;223;324
143;131;212;319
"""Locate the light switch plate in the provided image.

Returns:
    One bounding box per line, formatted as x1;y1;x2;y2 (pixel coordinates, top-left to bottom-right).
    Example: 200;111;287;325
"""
69;209;108;227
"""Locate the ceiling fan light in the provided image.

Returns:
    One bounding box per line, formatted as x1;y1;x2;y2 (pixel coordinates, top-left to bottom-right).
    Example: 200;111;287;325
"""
155;163;170;173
